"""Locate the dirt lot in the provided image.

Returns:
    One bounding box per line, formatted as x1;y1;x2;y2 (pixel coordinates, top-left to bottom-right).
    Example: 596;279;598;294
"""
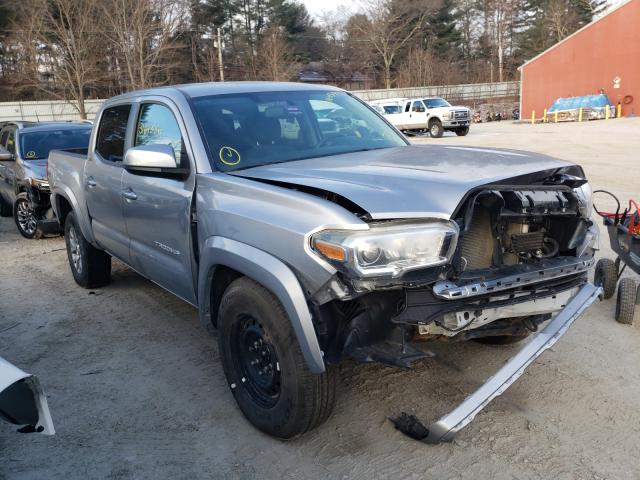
2;119;640;480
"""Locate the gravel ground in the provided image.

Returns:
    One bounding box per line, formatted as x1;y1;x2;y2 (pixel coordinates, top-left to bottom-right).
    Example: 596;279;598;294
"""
1;118;640;480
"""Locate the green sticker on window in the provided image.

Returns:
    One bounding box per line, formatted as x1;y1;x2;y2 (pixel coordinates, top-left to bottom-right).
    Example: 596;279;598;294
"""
26;150;36;159
219;146;241;166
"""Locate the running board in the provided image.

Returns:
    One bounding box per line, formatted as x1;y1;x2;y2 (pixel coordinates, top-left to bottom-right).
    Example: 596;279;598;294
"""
390;282;601;443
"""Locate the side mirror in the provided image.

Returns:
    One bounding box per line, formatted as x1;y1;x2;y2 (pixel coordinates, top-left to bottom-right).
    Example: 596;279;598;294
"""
0;148;14;161
123;144;185;176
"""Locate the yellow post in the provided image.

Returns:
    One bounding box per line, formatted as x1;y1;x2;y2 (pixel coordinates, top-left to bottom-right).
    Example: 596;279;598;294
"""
578;108;583;122
530;110;535;124
554;110;558;123
617;104;622;118
605;105;610;120
543;109;547;123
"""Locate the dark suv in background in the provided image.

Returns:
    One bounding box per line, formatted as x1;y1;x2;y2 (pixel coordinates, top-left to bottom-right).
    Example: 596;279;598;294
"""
0;121;92;238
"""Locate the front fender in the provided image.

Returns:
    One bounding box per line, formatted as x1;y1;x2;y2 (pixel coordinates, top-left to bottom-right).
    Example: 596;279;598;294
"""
198;236;325;374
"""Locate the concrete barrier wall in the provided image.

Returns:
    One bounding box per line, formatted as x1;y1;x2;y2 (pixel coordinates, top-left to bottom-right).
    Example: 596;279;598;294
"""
0;99;104;122
351;81;520;104
0;81;520;122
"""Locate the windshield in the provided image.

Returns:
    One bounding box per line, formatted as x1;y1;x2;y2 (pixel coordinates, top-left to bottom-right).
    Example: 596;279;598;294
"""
424;98;451;108
191;91;407;172
20;128;91;160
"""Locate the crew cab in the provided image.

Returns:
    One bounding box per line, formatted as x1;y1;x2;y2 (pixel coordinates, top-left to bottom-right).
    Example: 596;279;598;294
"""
370;97;471;137
48;82;600;443
0;121;92;238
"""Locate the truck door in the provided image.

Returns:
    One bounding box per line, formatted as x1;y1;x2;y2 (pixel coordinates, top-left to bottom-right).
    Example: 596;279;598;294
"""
403;100;428;130
84;104;132;263
121;101;197;304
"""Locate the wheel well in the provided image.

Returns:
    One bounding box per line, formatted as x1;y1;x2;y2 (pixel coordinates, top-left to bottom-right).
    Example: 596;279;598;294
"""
56;195;73;225
209;265;243;328
429;117;441;126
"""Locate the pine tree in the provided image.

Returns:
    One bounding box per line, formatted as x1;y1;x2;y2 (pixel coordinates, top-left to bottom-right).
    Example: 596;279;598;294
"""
431;0;462;59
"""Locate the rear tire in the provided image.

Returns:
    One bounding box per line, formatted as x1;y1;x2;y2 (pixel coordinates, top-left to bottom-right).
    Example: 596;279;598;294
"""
217;277;336;439
64;212;111;288
615;278;636;325
594;258;618;299
429;120;444;138
455;126;470;136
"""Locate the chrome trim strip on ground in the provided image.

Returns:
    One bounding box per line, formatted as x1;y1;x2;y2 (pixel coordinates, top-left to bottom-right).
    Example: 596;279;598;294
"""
391;283;600;443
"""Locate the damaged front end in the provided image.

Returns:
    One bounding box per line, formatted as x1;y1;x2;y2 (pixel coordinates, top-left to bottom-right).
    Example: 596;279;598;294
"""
308;168;600;442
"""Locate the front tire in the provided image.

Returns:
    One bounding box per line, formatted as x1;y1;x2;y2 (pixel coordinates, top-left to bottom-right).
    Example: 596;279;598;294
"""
217;277;336;439
14;193;43;239
64;212;111;288
455;126;470;136
615;278;636;325
429;120;444;138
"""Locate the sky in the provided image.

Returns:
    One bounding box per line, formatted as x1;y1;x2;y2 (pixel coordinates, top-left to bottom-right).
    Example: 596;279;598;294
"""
300;0;356;22
300;0;624;22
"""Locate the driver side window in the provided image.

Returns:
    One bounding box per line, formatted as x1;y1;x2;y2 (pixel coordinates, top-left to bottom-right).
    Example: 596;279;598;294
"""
412;101;425;113
5;130;16;154
135;103;186;166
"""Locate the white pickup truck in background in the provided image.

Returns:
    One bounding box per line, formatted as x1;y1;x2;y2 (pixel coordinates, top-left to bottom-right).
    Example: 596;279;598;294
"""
370;97;471;138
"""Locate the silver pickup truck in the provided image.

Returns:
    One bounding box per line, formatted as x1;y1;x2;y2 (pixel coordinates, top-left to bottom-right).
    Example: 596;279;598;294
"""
48;82;601;443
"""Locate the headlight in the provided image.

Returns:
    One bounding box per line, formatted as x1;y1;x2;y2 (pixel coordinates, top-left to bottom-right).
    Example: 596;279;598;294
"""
27;177;49;189
311;221;458;278
574;182;592;218
442;112;451;120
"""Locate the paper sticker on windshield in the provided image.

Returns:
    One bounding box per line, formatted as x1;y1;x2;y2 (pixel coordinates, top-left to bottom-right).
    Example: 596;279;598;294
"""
325;92;339;103
219;146;241;166
26;150;36;159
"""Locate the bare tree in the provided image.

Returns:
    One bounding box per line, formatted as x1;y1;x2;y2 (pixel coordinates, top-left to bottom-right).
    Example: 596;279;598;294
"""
12;0;102;118
100;0;187;90
256;25;294;81
354;0;430;89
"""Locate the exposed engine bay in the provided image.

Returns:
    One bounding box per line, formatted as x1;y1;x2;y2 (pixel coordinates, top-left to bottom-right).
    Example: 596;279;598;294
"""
310;173;597;366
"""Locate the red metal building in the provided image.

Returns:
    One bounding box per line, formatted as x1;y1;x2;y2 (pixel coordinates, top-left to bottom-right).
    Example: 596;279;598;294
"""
519;0;640;119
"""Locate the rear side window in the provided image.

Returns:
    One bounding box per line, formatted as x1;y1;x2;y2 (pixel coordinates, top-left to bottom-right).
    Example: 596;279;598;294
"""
96;105;131;162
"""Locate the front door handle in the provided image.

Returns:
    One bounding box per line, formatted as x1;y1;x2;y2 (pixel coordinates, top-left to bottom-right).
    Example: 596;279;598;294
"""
86;177;97;188
122;189;137;201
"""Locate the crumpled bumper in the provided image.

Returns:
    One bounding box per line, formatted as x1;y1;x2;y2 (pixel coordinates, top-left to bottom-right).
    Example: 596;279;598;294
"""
391;282;600;443
0;357;54;435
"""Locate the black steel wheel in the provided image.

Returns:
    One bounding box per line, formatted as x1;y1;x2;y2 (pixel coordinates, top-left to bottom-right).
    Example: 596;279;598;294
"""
13;193;42;239
231;315;282;409
615;278;636;325
217;277;337;439
594;258;618;299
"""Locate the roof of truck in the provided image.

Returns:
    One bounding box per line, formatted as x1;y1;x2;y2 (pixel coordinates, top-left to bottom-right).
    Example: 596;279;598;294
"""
110;81;343;102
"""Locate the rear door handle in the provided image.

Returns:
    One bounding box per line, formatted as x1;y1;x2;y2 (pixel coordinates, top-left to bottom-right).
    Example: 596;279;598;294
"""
122;189;137;201
87;177;97;188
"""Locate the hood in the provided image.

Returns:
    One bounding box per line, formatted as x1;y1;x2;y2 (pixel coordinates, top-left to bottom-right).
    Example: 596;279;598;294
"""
231;145;573;220
22;159;48;181
431;105;468;113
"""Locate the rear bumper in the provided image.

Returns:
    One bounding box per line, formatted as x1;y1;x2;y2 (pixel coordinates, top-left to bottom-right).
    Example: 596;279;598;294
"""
392;282;601;443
